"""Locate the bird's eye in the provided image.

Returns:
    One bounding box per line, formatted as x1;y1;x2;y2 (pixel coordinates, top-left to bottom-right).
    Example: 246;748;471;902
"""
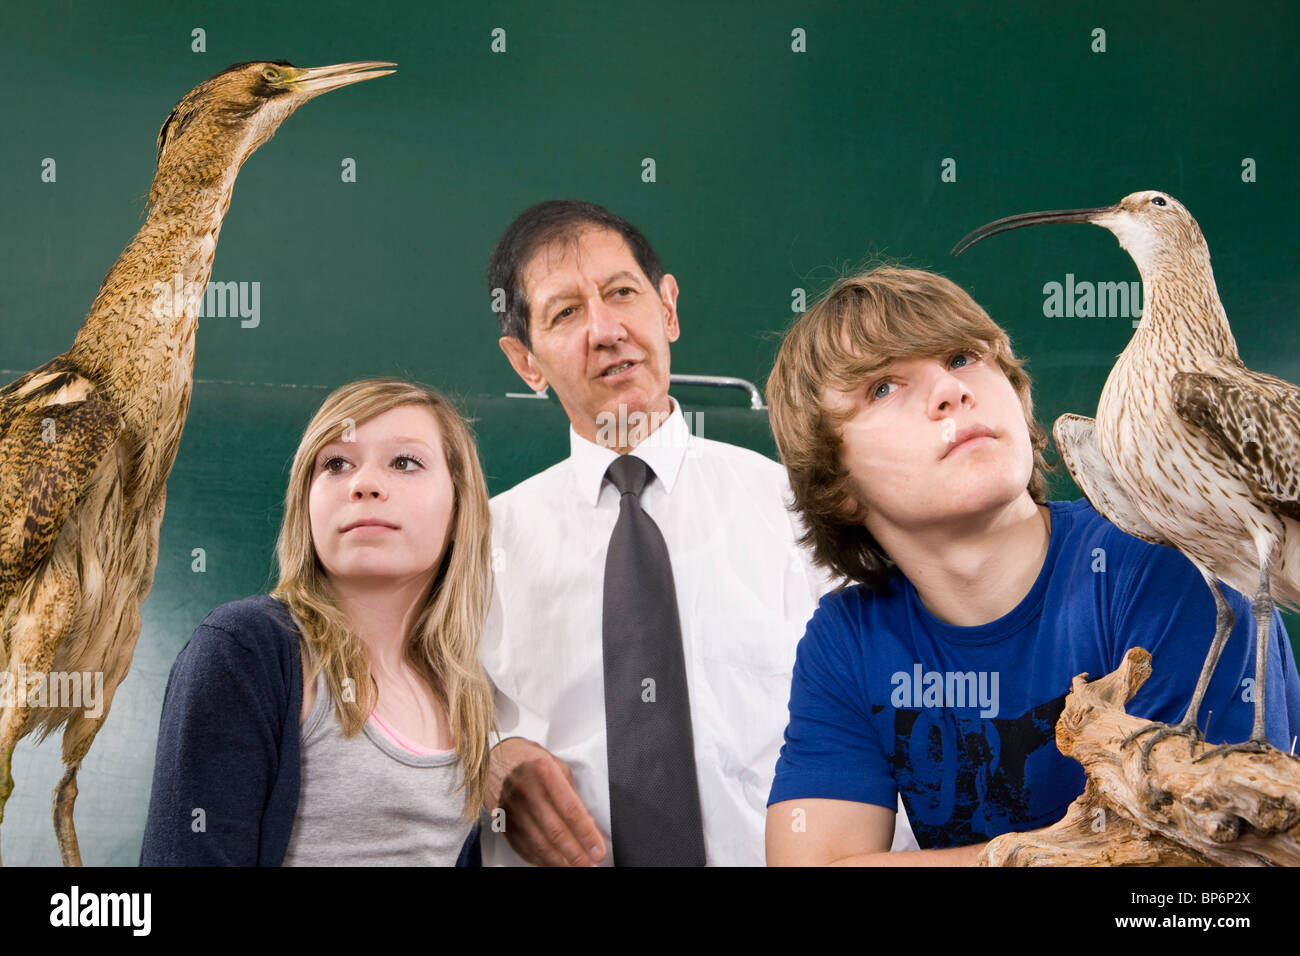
1151;195;1167;207
263;68;280;81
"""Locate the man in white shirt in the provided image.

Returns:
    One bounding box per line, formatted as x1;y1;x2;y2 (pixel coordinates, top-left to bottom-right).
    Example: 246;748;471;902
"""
481;200;914;865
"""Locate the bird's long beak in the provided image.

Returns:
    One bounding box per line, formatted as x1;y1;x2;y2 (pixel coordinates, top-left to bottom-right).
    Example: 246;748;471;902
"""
293;61;396;97
951;204;1118;257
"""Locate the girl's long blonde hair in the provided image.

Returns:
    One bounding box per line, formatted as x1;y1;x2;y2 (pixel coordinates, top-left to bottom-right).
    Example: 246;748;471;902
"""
271;378;495;820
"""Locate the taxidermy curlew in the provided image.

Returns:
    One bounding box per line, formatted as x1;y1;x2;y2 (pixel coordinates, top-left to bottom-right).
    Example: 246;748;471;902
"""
0;58;394;865
954;190;1300;767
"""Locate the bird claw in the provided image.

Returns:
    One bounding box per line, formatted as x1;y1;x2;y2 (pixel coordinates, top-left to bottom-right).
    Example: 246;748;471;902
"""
1191;738;1274;764
1121;720;1203;771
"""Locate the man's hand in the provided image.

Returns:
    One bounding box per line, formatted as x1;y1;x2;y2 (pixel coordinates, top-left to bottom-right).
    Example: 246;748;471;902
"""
486;737;608;866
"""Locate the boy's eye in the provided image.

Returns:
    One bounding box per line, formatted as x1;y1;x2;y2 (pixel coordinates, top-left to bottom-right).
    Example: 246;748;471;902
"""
869;350;980;401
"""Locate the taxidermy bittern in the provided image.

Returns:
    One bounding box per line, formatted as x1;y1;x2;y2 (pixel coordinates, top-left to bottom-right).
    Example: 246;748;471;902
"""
0;59;394;865
953;191;1300;767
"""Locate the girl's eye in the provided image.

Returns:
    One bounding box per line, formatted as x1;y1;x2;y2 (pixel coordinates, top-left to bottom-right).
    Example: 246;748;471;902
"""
322;456;348;474
392;455;425;471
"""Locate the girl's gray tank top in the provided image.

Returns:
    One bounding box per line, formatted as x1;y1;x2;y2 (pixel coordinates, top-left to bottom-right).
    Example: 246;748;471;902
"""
282;669;472;866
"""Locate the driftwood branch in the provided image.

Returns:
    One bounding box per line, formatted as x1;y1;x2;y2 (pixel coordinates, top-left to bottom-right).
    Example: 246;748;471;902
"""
979;647;1300;866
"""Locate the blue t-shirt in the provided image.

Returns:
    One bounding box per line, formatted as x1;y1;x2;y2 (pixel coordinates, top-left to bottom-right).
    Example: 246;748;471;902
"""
768;499;1300;849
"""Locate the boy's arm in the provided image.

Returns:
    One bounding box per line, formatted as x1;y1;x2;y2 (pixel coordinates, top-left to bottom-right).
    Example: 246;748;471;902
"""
766;596;986;865
766;798;986;865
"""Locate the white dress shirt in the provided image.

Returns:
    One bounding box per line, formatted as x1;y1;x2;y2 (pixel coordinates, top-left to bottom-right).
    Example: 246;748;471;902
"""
482;397;916;865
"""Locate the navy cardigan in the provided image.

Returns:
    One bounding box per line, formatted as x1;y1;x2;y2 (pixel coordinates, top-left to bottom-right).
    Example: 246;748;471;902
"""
140;595;479;866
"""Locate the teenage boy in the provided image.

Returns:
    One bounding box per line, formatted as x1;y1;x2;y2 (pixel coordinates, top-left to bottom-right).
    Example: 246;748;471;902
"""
763;266;1300;865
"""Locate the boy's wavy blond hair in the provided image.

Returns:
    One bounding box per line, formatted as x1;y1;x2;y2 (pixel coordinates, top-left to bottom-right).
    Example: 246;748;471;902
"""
271;378;495;820
767;267;1052;590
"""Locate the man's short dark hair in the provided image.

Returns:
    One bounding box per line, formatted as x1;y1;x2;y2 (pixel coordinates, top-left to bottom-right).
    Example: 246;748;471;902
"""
486;200;665;349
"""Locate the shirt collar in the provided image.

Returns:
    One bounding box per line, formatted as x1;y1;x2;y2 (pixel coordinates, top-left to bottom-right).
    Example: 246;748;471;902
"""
569;396;691;506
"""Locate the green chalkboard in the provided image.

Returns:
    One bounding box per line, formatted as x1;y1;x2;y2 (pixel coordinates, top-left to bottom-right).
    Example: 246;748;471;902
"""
1;0;1297;865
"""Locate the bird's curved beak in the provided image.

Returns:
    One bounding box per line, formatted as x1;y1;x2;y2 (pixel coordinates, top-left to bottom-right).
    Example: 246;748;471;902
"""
291;61;397;98
951;204;1119;257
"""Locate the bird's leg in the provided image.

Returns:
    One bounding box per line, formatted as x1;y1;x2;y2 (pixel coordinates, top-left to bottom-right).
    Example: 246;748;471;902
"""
1195;555;1278;762
0;730;13;826
52;709;109;867
53;694;117;867
1123;574;1234;771
53;763;82;867
0;751;8;868
0;667;31;868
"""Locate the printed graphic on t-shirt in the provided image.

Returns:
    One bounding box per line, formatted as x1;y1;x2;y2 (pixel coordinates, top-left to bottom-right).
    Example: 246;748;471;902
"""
879;693;1078;848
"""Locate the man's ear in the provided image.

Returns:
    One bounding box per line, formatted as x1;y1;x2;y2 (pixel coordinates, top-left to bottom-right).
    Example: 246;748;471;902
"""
499;336;548;392
658;273;681;343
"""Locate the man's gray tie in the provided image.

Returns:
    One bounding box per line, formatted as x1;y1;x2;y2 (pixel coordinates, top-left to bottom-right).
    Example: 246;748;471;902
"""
602;454;706;866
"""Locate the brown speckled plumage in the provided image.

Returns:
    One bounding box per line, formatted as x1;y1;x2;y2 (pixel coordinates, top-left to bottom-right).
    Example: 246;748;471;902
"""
0;59;393;865
957;190;1300;761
